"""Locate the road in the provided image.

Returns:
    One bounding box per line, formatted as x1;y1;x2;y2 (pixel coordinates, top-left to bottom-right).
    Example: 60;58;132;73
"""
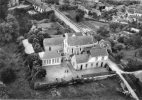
107;59;140;100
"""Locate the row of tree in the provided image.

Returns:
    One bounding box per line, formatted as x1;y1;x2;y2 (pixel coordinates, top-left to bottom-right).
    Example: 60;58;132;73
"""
0;14;19;43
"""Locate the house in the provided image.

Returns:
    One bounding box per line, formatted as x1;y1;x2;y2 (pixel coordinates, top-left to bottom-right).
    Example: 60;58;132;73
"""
126;7;142;19
130;28;140;33
64;34;98;55
42;50;62;66
71;45;108;70
43;37;64;52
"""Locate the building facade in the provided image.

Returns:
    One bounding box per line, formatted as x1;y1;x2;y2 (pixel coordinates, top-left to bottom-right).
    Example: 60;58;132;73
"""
71;46;108;70
42;50;62;66
64;34;98;55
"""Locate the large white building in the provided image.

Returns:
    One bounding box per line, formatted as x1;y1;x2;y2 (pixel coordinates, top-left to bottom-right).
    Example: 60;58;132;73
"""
71;45;108;70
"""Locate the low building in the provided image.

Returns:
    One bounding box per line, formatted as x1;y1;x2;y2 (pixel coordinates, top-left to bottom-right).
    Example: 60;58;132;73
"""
42;50;62;66
64;34;98;55
71;45;108;70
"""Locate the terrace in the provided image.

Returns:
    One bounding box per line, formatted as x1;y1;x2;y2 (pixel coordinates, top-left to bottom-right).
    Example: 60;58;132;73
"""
36;61;110;86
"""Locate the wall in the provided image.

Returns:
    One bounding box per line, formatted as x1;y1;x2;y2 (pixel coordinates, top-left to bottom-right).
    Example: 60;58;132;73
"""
53;9;81;33
42;57;61;66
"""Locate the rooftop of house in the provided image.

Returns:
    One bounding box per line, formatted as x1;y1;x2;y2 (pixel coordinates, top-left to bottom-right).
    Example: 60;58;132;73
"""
74;53;89;64
43;37;64;47
90;46;108;57
42;50;62;59
67;36;95;46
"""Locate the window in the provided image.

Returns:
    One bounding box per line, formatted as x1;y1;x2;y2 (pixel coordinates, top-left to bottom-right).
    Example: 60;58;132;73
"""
49;59;51;64
96;63;98;67
101;62;103;67
55;59;56;63
102;57;104;60
46;60;48;64
57;58;59;63
91;63;93;67
43;60;46;65
52;59;54;63
80;65;83;70
86;64;87;68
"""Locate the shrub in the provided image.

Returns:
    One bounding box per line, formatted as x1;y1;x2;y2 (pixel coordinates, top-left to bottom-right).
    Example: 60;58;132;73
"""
0;68;16;84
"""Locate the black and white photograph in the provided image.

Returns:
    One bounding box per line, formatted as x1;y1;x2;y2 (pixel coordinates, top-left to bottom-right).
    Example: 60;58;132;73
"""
0;0;142;99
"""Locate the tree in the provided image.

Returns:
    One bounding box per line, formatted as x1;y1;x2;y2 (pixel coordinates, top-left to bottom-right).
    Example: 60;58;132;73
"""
49;13;56;22
109;22;121;32
33;43;42;53
0;68;16;84
36;68;46;79
0;0;9;20
93;34;103;41
56;29;63;35
118;36;124;43
115;52;124;62
97;26;109;37
13;8;32;36
28;34;37;44
63;0;70;5
132;35;142;48
75;9;85;22
0;14;19;43
36;32;44;47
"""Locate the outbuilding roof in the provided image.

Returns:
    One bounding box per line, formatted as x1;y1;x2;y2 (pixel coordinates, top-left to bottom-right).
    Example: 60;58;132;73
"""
42;50;62;59
90;46;108;57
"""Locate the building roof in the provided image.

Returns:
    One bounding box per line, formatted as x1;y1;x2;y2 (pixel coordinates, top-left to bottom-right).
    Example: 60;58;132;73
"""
90;46;108;57
43;37;64;47
67;36;94;46
42;50;61;59
127;8;135;14
75;53;89;64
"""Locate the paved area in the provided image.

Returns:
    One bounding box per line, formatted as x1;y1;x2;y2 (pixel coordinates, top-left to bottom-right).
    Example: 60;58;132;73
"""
40;63;74;84
39;61;109;85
